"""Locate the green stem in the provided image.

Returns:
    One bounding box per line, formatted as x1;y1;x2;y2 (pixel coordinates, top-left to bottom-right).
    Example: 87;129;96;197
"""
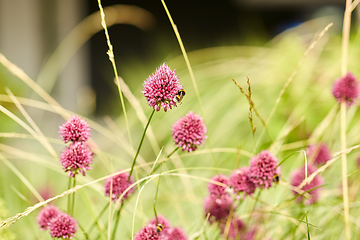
111;203;124;240
153;167;162;224
87;202;109;235
149;147;180;176
128;109;156;181
71;176;76;216
77;221;89;240
67;177;72;214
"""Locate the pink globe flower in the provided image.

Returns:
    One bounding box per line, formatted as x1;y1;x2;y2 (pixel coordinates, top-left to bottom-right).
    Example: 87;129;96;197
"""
49;213;77;239
249;150;280;189
332;72;360;107
59;115;91;143
208;174;229;197
229;167;256;196
204;194;233;224
171;111;207;152
148;215;171;232
291;164;324;205
134;224;160;240
166;227;188;240
142;63;183;112
307;143;332;166
37;205;60;230
104;171;134;202
220;217;246;240
60;142;93;177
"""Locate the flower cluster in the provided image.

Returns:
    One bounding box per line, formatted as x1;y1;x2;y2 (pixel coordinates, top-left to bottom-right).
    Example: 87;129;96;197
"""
171;111;207;152
59;115;93;177
104;171;135;202
134;215;187;240
37;205;77;239
291;164;324;205
142;63;183;112
332;72;360;107
307;143;331;166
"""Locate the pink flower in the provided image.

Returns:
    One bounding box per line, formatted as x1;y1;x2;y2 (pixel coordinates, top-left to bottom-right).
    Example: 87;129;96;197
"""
291;164;324;205
49;213;77;239
60;142;93;177
171;111;207;152
220;217;246;240
134;224;160;240
229;167;256;196
208;174;229;197
142;63;183;112
59;115;91;143
37;205;60;230
148;215;171;232
204;194;233;224
104;171;134;202
249;150;280;189
332;72;360;107
307;143;331;165
166;227;188;240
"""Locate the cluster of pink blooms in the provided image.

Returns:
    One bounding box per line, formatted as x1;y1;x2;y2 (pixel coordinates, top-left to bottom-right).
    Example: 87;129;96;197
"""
59;115;93;177
171;111;207;152
290;164;324;205
306;143;331;166
104;171;135;202
142;63;183;112
134;215;188;240
37;205;77;239
332;72;359;107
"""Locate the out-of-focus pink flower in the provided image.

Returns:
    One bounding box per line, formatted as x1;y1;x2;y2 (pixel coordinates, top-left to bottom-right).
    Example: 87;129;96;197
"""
332;72;360;107
37;205;60;230
59;115;91;143
208;174;229;197
220;217;246;240
249;150;280;189
229;167;256;196
204;194;233;224
171;111;207;152
104;171;134;202
49;213;77;239
134;224;160;240
142;63;183;112
307;143;332;165
60;142;93;177
291;164;324;205
166;227;188;240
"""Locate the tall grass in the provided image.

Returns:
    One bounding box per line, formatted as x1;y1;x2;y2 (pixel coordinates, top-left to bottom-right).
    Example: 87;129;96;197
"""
0;2;360;240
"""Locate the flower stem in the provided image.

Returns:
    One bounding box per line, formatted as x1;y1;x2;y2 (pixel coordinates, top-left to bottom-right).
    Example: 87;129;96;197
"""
128;109;156;181
111;203;124;240
149;146;180;176
67;177;72;214
71;176;76;216
87;202;109;235
153;165;162;224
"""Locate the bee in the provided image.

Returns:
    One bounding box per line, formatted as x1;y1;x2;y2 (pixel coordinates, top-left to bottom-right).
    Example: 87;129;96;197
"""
174;89;186;103
156;223;164;233
273;173;280;184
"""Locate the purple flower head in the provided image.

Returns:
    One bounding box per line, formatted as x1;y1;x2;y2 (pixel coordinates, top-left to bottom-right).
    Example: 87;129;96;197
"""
49;213;77;239
148;215;171;232
291;164;324;205
142;63;183;112
249;150;280;189
208;174;229;197
59;115;91;143
104;171;134;202
204;194;233;224
60;142;93;177
171;111;207;152
307;143;332;166
357;155;360;167
134;224;160;240
37;205;60;230
229;167;256;196
220;217;246;240
332;72;360;107
166;227;188;240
